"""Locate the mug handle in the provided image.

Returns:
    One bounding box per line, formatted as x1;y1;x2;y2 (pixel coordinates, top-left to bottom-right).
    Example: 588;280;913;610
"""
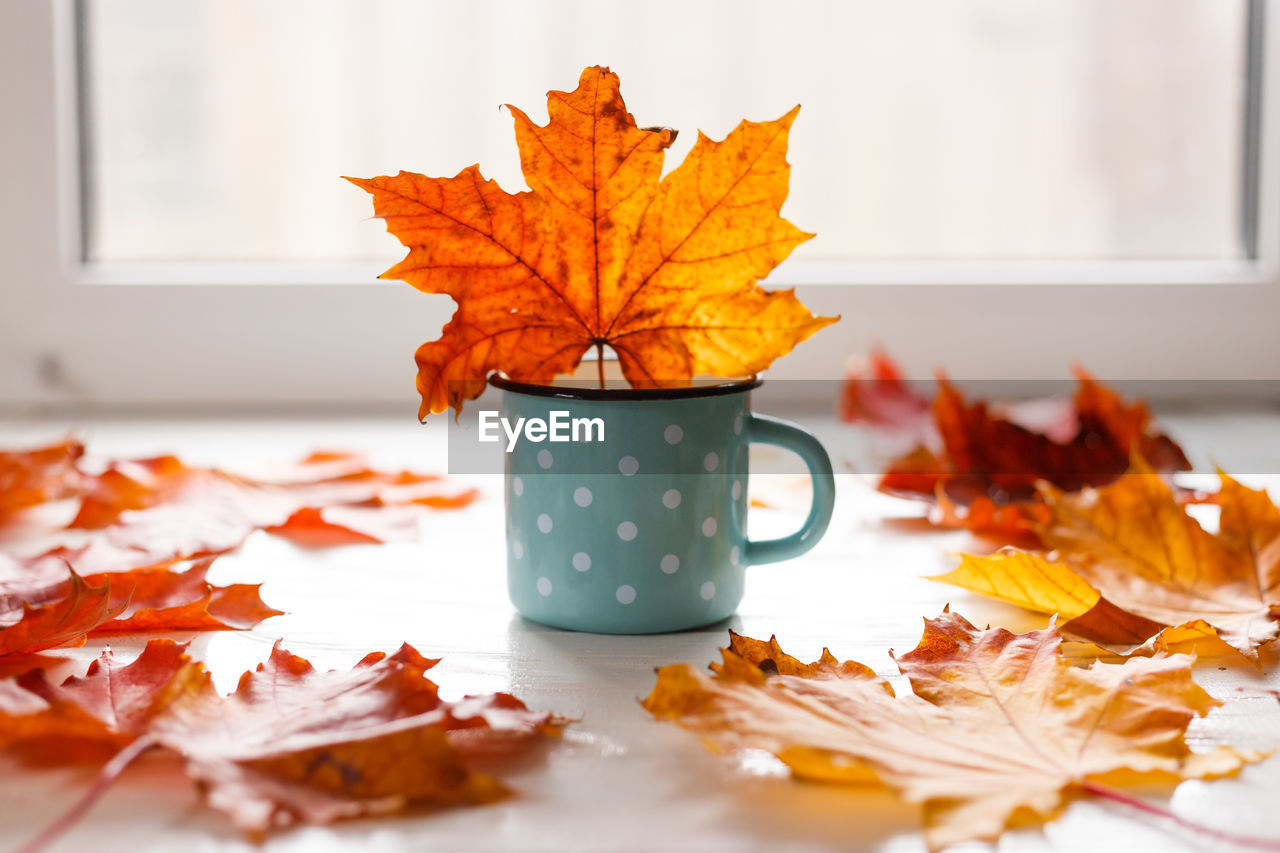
743;413;836;566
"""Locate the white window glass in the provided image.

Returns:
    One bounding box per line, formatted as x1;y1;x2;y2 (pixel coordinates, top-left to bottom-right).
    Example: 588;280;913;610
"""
83;0;1249;263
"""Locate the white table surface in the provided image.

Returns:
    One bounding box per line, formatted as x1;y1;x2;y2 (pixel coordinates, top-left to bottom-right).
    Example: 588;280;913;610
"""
0;409;1278;853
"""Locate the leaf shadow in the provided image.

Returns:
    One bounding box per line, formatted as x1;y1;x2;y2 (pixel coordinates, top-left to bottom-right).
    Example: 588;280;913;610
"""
668;754;921;850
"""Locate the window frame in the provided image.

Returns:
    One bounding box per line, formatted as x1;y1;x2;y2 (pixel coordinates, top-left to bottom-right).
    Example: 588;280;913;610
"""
2;0;1278;414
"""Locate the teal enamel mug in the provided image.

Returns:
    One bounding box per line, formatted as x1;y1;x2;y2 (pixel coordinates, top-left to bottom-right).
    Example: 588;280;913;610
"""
492;376;835;633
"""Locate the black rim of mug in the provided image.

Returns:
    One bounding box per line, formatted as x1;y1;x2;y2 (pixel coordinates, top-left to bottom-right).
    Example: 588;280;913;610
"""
488;374;762;401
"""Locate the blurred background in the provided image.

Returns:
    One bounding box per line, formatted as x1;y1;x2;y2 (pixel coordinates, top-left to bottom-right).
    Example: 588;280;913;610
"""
88;0;1245;262
1;0;1277;413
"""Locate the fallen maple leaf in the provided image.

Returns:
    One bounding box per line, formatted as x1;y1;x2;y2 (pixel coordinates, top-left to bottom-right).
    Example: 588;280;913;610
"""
0;551;281;655
643;611;1258;851
936;468;1280;659
0;440;86;527
263;505;432;547
89;558;282;633
4;639;563;846
839;348;931;437
263;507;385;546
883;370;1189;502
844;353;1189;543
68;450;478;560
0;444;468;658
348;65;837;416
0;557;123;657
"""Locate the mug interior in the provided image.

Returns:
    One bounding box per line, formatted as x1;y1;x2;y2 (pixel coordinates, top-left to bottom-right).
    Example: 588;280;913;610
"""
489;350;759;400
489;371;760;401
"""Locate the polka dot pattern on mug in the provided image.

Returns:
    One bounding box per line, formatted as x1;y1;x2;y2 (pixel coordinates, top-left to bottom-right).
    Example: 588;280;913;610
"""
501;391;763;633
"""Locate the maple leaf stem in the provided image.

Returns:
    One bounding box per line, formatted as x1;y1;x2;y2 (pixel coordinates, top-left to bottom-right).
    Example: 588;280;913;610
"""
18;734;158;853
1080;780;1280;850
596;343;605;389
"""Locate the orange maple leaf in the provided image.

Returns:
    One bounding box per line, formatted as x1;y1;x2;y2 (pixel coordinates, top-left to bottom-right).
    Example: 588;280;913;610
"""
839;347;930;434
0;445;470;656
348;65;837;416
0;562;123;657
263;507;387;546
68;450;477;559
3;639;563;845
848;355;1189;543
936;466;1280;660
0;440;86;527
88;558;282;633
0;552;281;655
644;612;1257;850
